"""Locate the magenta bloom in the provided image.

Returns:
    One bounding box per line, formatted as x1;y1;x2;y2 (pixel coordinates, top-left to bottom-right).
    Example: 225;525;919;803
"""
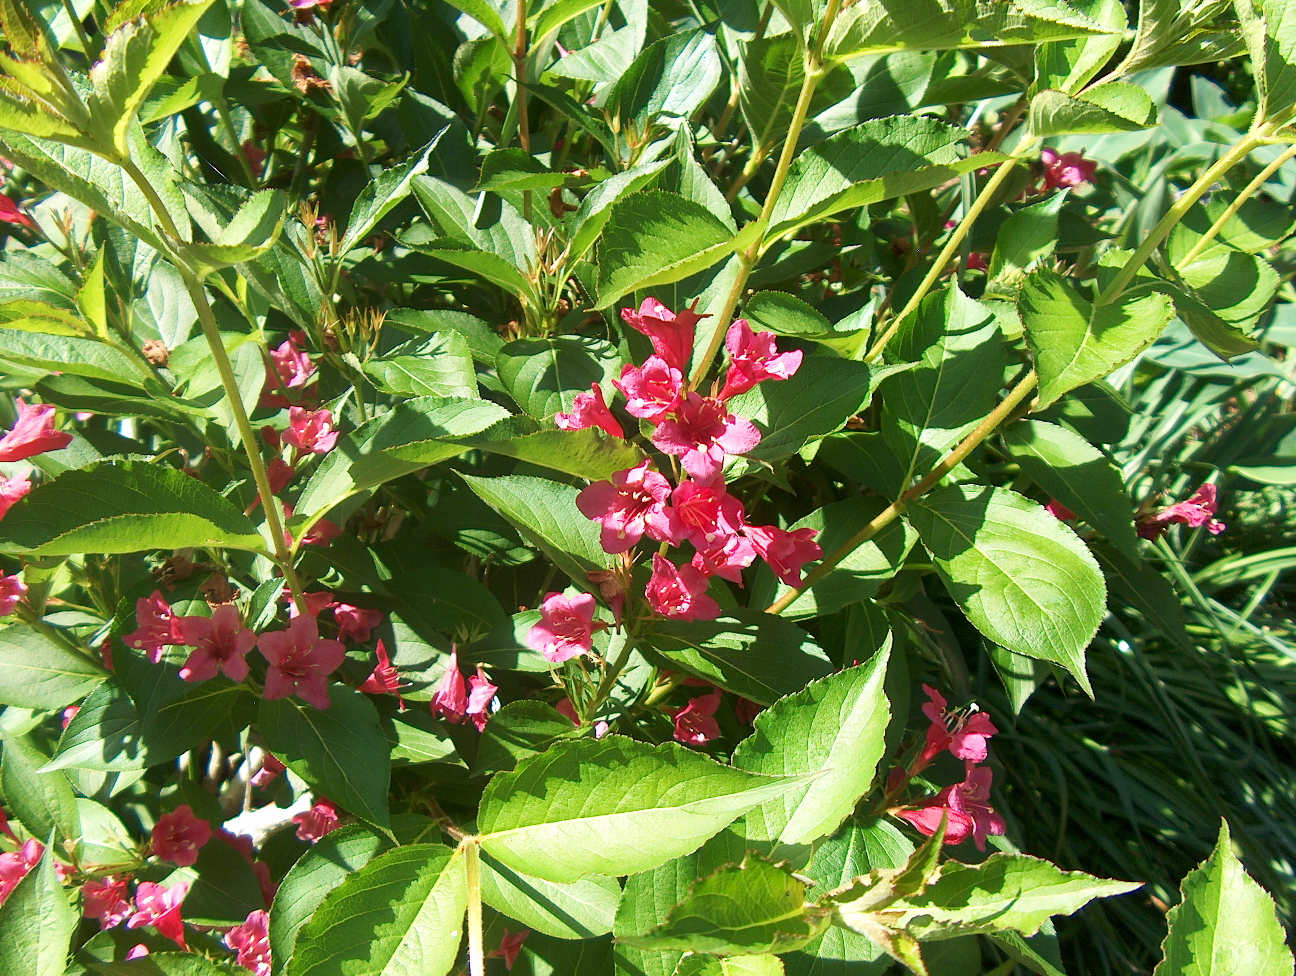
0;839;42;906
334;604;384;644
226;909;272;976
0;194;35;230
920;684;998;764
83;876;132;929
717;321;803;400
652;393;761;484
527;591;597;663
251;753;286;789
258;614;345;710
555;383;624;438
898;765;1006;851
0;399;71;462
0;473;29;521
127;880;189;949
467;667;498;732
431;646;469;721
692;534;757;585
292;798;340;842
268;331;315;391
266;458;296;495
124;591;185;663
613;357;684;421
1041;148;1097;190
672;480;745;548
284;407;338;456
646;554;720;621
577;460;684;553
1045;498;1077;522
491;928;530;971
621;297;703;372
673;687;722;745
177;605;256;683
289;590;338;618
151;804;212;868
358;639;406;709
299;518;341;547
0;573;25;616
744;524;822;587
1138;483;1225;539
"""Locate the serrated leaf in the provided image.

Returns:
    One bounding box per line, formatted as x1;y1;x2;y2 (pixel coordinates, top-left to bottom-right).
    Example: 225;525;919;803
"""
480;850;622;939
0;841;75;976
496;335;621;421
728;357;873;463
46;677;142;771
364;331;478;399
0;625;107;709
0;299;92;337
0;731;79;847
1028;83;1160;135
990;192;1068;280
455;426;645;482
341;136;444;254
605;29;722;134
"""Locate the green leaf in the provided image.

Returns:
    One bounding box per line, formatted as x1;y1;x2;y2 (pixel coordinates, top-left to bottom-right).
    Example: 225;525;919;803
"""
0;731;79;847
1028;83;1159;135
385;566;507;641
1019;268;1174;411
83;953;231;975
1238;0;1296;125
0;841;76;976
259;687;391;829
46;678;142;771
474;148;570;192
531;0;605;38
1153;820;1294;976
1094;542;1191;646
0;329;149;386
990;192;1068;280
908;485;1105;693
496;336;621;421
286;844;467;976
364;331;478;399
165;833;266;925
739;35;855;155
1002;419;1139;560
732;650;891;847
0;299;92;337
480;850;622;939
0;626;107;709
621;856;828;955
605;29;722;134
596;190;753;309
456;426;646;482
478;735;811;882
0;461;265;556
676;956;788;975
341;136;444;254
473;700;583;776
442;0;508;39
742;291;869;358
1031;0;1127;95
644;610;834;705
413;241;540;303
1115;0;1243;74
566;160;671;264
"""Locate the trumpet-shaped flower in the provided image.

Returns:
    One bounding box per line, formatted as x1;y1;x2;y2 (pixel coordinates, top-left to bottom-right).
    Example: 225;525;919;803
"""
717;321;803;400
527;591;597;663
258;614;345;710
652;394;760;484
0;399;71;462
646;554;719;621
555;383;624;438
577;460;683;553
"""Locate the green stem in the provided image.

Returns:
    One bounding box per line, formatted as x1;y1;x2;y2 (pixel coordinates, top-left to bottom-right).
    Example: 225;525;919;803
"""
1178;142;1296;268
464;840;485;976
587;629;637;718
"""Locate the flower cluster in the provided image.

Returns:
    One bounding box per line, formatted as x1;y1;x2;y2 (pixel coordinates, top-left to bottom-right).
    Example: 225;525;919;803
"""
430;646;498;731
1039;148;1097;191
0;398;74;525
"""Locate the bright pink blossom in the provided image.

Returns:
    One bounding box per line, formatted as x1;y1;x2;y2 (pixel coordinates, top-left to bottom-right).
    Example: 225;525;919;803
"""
1045;499;1076;521
1040;148;1097;190
467;667;498;732
613;357;684;421
431;646;468;721
61;705;79;729
744;524;822;587
1138;483;1226;539
0;839;42;905
268;331;315;391
126;946;150;959
672;480;745;548
258;614;345;710
0;194;35;230
284;407;338;456
0;806;13;841
0;399;71;461
0;573;24;616
555;383;624;438
0;473;29;520
692;533;757;585
299;518;341;547
652;393;761;484
898;765;1006;851
124;591;184;663
251;753;286;789
577;460;683;553
646;554;720;621
226;909;272;976
358;639;406;709
717;321;803;400
334;604;384;644
177;605;256;683
127;880;189;949
292;798;340;842
491;928;530;970
527;592;597;663
151;804;212;867
673;688;722;745
621;297;703;372
288;590;338;618
920;684;998;764
83;877;132;928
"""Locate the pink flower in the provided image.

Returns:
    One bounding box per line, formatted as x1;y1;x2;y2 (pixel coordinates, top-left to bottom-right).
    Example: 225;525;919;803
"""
150;804;212;868
258;614;345;710
1040;148;1097;190
266;458;296;495
490;928;530;971
226;909;271;976
734;698;763;724
963;252;990;272
613;357;684;421
284;407;338;456
585;568;627;626
672;480;745;548
621;297;703;372
0;839;42;905
1045;498;1076;521
292;798;340;842
0;573;25;616
241;142;267;178
526;592;597;663
646;554;720;621
251;753;286;789
268;331;315;391
692;533;757;585
744;524;822;587
556;697;609;737
287;0;331;23
717;321;803;400
299;518;341;547
61;705;79;729
83;877;132;929
1138;483;1226;539
0;473;29;520
358;639;406;709
430;646;468;721
898;765;1006;851
577;460;683;553
555;383;624;438
126;880;189;949
176;605;256;683
919;685;998;764
288;590;338;618
124;591;184;663
467;667;498;732
0;194;34;229
0;399;71;462
334;604;384;644
673;688;722;745
0;806;13;841
126;946;150;959
652;393;761;484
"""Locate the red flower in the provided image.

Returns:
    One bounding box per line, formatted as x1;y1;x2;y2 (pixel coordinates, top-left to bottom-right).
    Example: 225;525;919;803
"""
1138;483;1225;539
526;592;597;664
0;572;25;616
613;357;684;421
266;458;296;495
83;877;132;929
734;698;763;724
717;321;803;400
673;687;722;745
1045;498;1076;521
691;533;757;585
490;927;530;970
298;518;341;547
0;839;42;905
743;524;822;587
258;614;345;710
241;141;267;178
0;473;29;520
430;646;468;721
0;194;35;230
150;804;212;868
898;765;1006;851
124;591;185;663
126;880;190;949
288;590;338;618
652;393;761;484
672;480;745;549
467;667;498;732
0;399;71;462
292;798;340;843
268;331;315;391
646;553;719;621
919;684;998;764
251;753;286;789
334;604;384;644
283;407;338;456
963;252;990;272
176;604;256;683
577;460;683;554
358;639;406;709
555;383;624;438
620;297;703;372
1040;148;1096;190
226;909;271;976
